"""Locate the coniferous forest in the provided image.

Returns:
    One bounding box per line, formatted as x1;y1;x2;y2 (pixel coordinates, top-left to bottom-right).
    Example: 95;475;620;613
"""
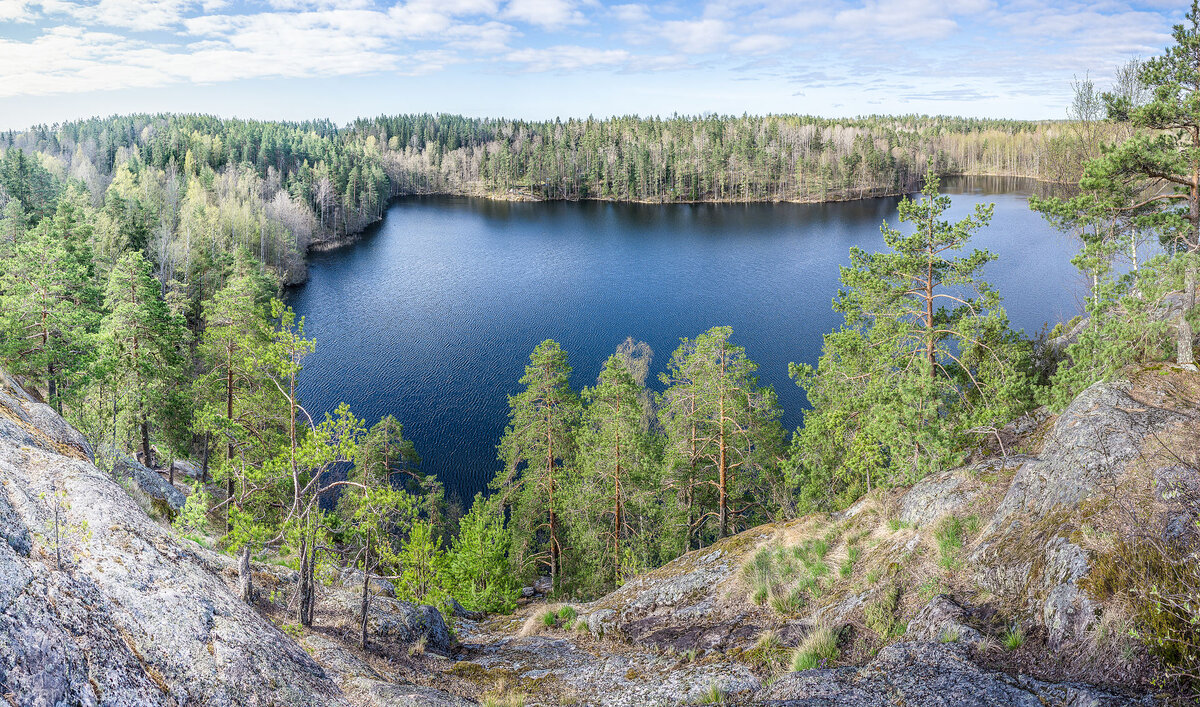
2;10;1200;692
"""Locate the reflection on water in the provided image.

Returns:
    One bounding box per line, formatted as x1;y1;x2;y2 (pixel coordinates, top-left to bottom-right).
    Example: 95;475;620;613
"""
287;177;1083;504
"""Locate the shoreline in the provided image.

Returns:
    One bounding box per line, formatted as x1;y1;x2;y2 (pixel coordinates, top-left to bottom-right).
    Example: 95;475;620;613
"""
291;172;1064;285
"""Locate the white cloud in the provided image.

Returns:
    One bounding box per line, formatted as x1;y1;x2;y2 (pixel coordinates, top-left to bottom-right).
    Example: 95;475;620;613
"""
502;0;584;30
0;0;35;21
505;44;629;70
731;34;791;55
611;3;649;23
661;18;729;54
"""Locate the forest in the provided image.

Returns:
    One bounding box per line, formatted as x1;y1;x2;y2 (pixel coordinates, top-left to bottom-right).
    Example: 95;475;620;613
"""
0;13;1197;683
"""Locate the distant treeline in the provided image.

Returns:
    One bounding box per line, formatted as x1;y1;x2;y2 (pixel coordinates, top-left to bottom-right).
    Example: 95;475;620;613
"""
358;113;1093;203
0;113;1100;284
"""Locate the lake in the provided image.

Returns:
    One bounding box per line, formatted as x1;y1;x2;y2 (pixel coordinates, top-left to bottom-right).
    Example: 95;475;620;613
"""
286;176;1083;506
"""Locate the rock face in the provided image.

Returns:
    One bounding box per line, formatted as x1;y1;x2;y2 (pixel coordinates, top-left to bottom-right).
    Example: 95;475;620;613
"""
338;568;396;597
302;636;470;707
330;591;453;655
108;449;187;514
0;370;347;706
759;642;1151;706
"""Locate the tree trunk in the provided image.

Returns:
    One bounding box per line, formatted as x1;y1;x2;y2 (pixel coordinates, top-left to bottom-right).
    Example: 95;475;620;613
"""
201;433;210;484
140;419;153;468
238;544;252;603
1179;259;1197;371
360;533;372;650
298;525;315;627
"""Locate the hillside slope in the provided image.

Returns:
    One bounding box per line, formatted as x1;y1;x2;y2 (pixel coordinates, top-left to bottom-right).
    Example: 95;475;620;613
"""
0;364;1194;705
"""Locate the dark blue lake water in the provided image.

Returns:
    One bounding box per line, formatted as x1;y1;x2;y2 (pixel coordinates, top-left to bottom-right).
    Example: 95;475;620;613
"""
287;176;1084;506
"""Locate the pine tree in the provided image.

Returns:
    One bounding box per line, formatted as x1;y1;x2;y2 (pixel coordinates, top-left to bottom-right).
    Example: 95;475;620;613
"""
445;493;517;613
492;340;580;591
1068;0;1200;370
790;169;1030;509
570;354;662;591
195;252;278;526
0;197;100;410
661;327;784;543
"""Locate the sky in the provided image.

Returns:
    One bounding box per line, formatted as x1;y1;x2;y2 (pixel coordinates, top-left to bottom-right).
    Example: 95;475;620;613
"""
0;0;1188;130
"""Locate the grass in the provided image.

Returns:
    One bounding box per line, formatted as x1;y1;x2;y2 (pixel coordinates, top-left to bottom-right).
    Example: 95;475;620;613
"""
917;578;947;602
746;630;783;668
693;682;725;705
940;626;961;643
934;516;966;570
864;583;901;638
1001;625;1025;651
791;625;840;671
839;545;861;578
481;677;526;707
742;538;836;617
752;583;769;605
887;518;913;533
538;604;577;629
408;635;427;656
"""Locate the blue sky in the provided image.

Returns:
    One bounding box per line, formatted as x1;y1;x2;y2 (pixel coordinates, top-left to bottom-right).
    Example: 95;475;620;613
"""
0;0;1186;129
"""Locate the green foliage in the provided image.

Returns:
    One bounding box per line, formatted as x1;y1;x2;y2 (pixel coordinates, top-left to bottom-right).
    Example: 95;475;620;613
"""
395;517;449;609
0;192;100;412
566;352;665;595
493;340;580;590
1085;534;1200;689
446;493;518;613
934;515;968;571
742;540;832;617
789;169;1032;512
865;583;902;638
98;249;190;463
660;327;785;547
174;483;213;538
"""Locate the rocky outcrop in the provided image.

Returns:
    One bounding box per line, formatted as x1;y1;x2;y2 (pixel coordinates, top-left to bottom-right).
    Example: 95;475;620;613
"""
326;590;453;655
338;568;395;597
0;359;1190;706
0;370;347;706
302;636;470;707
556;368;1197;704
107;449;187;514
759;641;1150;706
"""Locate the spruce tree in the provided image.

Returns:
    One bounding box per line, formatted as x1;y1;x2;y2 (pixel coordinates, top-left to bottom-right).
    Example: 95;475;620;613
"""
99;250;188;466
